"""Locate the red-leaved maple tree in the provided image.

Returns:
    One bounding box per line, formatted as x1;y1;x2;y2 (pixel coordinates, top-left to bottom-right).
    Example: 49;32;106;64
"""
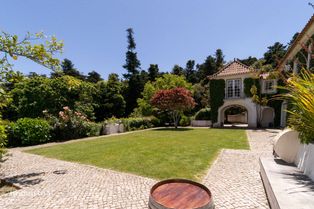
151;87;195;128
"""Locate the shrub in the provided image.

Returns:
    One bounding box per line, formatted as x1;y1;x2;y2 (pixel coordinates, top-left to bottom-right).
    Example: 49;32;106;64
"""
194;108;211;120
46;107;101;140
10;118;51;146
0;122;7;158
179;115;191;126
280;70;314;143
105;117;160;132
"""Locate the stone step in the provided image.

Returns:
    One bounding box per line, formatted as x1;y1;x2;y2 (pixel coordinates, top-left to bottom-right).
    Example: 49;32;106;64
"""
260;157;314;209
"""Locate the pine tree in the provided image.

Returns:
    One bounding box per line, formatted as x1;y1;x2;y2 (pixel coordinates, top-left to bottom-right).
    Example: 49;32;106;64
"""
122;28;143;115
147;64;159;81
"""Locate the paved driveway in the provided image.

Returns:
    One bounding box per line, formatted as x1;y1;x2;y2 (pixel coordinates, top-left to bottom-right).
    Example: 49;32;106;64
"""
0;129;279;208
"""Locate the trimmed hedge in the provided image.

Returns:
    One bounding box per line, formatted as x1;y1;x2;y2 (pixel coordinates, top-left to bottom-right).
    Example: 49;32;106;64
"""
209;79;225;123
194;108;211;120
105;117;160;132
121;117;160;131
9;118;51;146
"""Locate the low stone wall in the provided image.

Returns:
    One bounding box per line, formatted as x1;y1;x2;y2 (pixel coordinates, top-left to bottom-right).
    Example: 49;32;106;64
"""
102;124;124;135
294;143;314;181
191;120;212;127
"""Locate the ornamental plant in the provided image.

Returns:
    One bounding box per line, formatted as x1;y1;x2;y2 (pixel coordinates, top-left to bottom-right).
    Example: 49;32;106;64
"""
151;87;195;128
280;70;314;143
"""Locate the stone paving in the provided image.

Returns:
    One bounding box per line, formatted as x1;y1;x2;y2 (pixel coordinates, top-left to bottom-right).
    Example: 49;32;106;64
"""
0;129;280;209
202;129;280;209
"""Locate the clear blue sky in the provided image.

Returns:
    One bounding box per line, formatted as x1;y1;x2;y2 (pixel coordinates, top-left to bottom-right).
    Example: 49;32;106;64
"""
1;0;313;79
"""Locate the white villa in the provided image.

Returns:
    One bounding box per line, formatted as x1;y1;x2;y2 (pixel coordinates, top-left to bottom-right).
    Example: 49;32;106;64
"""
209;14;314;129
209;60;279;128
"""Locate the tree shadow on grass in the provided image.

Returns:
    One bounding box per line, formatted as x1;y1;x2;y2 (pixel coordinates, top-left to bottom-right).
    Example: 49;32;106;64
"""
153;127;194;132
4;172;45;187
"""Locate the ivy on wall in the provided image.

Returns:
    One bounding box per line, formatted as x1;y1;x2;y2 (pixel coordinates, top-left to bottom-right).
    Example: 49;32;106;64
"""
243;78;260;97
209;79;225;123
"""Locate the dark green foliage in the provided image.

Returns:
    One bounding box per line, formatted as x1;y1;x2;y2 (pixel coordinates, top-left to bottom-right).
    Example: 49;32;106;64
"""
123;28;143;115
267;99;282;127
0;121;7;158
120;117;160;131
51;59;85;80
9;118;51;146
172;65;184;76
184;60;198;84
209;79;225;123
264;42;287;68
179;115;191;126
86;71;103;83
197;49;225;81
240;56;258;66
147;64;160;81
94;74;126;121
194;108;211;120
6;76;97;120
215;49;225;69
243;78;260;97
192;83;209;112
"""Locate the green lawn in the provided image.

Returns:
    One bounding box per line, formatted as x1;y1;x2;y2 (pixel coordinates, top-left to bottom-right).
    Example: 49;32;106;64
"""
27;128;249;180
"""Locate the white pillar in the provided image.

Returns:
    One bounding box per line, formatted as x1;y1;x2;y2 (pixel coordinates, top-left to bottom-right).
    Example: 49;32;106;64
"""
293;58;298;74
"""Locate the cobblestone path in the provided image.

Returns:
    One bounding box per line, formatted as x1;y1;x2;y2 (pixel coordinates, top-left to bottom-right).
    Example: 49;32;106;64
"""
0;129;279;208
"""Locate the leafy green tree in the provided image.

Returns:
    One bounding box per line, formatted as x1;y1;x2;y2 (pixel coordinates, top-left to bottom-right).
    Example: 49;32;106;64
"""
197;55;216;80
148;64;160;81
215;49;225;69
197;49;225;81
86;70;102;83
62;58;85;80
264;42;287;68
288;32;299;47
184;60;198;84
94;73;126;120
136;74;192;116
172;65;184;76
192;83;209;111
123;28;142;115
240;56;258;66
250;85;268;127
151;87;195;128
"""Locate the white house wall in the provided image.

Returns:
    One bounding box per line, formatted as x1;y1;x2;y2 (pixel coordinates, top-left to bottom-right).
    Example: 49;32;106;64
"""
217;98;257;128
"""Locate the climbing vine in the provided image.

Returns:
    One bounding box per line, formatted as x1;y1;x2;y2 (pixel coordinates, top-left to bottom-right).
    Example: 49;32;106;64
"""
209;79;225;123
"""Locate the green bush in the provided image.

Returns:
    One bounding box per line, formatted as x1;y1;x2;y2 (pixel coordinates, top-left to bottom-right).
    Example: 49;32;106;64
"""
179;115;191;126
0;122;7;158
10;118;51;146
82;121;102;137
106;117;160;132
194;108;211;120
46;107;102;140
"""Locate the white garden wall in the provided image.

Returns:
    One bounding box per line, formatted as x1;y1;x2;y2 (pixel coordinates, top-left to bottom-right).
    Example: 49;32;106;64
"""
294;143;314;181
191;120;212;127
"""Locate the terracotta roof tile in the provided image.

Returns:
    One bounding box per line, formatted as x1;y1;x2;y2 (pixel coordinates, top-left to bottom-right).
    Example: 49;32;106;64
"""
209;60;254;79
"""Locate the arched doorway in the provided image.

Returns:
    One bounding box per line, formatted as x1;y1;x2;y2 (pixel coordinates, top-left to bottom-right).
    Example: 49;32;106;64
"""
217;98;257;128
223;105;248;128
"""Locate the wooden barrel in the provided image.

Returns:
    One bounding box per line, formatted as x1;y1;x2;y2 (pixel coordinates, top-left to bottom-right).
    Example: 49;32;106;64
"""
149;179;214;209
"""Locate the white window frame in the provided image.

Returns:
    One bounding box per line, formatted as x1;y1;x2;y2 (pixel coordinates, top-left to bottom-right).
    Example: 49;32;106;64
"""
262;79;277;94
226;79;242;99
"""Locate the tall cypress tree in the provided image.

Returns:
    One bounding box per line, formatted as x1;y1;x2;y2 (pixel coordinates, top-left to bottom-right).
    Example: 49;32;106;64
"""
123;28;142;115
